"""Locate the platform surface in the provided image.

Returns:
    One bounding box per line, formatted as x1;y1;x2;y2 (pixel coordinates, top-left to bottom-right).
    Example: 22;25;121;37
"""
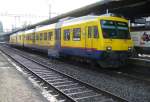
0;51;48;102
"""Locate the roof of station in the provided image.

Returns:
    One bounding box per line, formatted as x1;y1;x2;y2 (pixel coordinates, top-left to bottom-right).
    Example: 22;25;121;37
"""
5;0;150;35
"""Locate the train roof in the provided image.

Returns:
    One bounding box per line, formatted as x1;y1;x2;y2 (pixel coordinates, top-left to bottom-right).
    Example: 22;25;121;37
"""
12;14;128;35
25;29;35;34
61;15;98;27
36;24;56;32
61;14;127;27
34;15;99;31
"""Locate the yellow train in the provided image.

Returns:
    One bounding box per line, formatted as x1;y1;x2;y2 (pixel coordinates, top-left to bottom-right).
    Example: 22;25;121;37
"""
10;15;133;68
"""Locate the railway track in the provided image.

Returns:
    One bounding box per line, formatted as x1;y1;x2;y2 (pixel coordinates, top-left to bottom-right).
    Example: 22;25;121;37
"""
0;45;128;102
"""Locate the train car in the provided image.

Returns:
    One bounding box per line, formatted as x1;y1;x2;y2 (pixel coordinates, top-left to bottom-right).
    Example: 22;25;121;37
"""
9;33;17;46
9;14;133;68
9;31;24;47
24;29;36;49
130;26;150;54
16;31;24;47
23;25;56;53
34;24;56;52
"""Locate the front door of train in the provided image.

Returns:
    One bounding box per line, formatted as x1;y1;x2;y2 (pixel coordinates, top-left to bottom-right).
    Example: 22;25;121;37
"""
85;25;99;56
85;25;93;55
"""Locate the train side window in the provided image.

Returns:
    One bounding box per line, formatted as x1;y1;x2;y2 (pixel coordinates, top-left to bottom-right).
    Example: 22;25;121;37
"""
48;32;52;40
88;26;92;38
73;28;81;41
93;26;99;38
29;35;31;40
40;33;43;40
64;29;70;41
25;35;26;40
30;35;32;40
27;35;29;40
36;34;39;40
32;33;35;40
28;35;29;40
26;35;28;40
44;32;47;40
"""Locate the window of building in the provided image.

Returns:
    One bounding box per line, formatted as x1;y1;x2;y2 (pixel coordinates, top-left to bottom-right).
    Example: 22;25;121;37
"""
73;28;81;41
64;29;70;41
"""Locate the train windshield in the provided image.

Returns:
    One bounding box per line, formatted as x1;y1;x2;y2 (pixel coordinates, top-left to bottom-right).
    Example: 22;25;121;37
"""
101;20;130;39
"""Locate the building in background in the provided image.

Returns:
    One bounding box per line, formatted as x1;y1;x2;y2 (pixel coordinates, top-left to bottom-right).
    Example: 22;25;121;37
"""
0;21;3;33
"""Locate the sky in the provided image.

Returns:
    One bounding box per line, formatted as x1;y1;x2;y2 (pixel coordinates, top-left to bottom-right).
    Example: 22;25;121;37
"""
0;0;100;32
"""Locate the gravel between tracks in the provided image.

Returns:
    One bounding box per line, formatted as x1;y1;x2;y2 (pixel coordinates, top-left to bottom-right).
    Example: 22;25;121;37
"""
46;60;150;102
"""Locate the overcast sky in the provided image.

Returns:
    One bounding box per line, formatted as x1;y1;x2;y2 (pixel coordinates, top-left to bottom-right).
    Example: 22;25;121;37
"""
0;0;100;31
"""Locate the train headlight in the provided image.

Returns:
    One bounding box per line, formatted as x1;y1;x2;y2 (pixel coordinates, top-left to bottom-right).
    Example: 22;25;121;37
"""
128;47;132;51
106;46;112;51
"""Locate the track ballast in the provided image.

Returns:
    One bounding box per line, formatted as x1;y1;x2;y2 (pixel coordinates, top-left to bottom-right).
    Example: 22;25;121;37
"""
0;45;128;102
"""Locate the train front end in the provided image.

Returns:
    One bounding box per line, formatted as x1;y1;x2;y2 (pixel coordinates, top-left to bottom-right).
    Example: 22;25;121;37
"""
98;16;133;68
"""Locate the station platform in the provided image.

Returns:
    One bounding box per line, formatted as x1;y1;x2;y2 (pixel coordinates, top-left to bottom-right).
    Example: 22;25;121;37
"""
0;51;48;102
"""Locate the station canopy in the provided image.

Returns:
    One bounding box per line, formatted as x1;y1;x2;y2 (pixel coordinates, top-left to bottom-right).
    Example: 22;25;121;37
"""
6;0;150;35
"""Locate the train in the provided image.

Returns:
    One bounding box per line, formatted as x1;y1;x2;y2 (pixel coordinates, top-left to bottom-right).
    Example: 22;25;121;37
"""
9;14;133;68
130;26;150;54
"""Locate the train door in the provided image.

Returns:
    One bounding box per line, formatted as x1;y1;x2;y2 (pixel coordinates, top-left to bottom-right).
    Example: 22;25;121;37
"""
91;26;99;50
85;25;99;53
48;28;61;58
32;33;35;44
55;28;61;49
22;34;24;47
32;28;36;45
85;26;93;50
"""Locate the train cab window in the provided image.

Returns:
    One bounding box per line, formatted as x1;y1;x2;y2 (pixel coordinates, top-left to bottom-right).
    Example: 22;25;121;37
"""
93;26;99;38
64;29;70;41
73;28;81;41
88;26;92;38
48;32;53;40
44;32;47;40
40;33;43;40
